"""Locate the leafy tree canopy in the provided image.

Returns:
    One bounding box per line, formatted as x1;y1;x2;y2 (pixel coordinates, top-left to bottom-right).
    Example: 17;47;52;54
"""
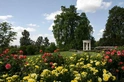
53;5;94;50
0;22;16;48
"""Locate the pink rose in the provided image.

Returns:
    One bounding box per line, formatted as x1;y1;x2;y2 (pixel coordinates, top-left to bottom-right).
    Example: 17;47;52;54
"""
117;51;121;56
121;66;124;70
51;65;55;69
106;51;110;55
5;63;11;69
108;59;112;63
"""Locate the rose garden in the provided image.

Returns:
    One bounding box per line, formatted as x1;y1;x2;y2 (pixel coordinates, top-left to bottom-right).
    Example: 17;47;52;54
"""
0;5;124;82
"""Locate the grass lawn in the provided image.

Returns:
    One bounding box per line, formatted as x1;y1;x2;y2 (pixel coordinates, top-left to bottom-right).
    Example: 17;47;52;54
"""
27;51;100;59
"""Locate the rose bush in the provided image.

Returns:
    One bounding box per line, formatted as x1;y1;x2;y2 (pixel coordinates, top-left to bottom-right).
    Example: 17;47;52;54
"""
0;49;27;76
0;48;122;82
103;47;124;80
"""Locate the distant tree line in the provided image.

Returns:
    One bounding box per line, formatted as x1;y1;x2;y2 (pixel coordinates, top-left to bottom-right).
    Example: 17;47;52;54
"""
0;22;57;55
0;5;124;54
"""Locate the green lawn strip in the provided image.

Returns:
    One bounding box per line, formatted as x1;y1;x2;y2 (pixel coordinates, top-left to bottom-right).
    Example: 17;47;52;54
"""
27;51;100;59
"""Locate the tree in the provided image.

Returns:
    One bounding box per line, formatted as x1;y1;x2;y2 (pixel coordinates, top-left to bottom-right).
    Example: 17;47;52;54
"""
53;5;93;50
43;37;50;47
35;36;43;47
99;6;124;46
20;30;31;46
75;13;93;49
0;22;16;48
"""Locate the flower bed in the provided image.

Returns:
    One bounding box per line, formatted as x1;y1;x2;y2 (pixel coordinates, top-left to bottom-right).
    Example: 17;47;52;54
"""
0;48;123;82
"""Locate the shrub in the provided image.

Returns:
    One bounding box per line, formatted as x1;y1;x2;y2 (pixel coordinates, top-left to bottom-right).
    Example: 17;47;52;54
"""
26;45;37;55
9;47;19;54
19;45;27;55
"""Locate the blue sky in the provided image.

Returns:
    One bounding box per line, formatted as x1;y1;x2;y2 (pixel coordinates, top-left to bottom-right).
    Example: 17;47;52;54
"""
0;0;124;46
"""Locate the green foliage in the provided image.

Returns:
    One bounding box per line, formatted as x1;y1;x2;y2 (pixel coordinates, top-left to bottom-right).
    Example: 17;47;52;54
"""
99;6;124;46
53;5;94;50
116;46;124;51
48;42;57;53
9;47;19;54
0;22;17;48
19;45;27;55
40;45;46;53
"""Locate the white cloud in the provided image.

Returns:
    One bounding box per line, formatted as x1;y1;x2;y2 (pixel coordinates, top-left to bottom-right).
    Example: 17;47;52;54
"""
10;26;36;46
48;23;54;31
27;23;39;27
100;29;104;33
93;29;95;32
0;15;13;21
31;34;55;43
12;26;36;32
97;29;104;36
44;10;61;20
101;2;112;9
76;0;112;12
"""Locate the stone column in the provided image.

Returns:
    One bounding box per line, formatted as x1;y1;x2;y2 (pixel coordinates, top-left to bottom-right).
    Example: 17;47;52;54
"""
83;42;85;51
89;42;91;50
86;42;88;50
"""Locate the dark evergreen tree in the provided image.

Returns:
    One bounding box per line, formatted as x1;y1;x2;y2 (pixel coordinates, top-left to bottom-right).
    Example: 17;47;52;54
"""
43;37;50;47
20;30;31;46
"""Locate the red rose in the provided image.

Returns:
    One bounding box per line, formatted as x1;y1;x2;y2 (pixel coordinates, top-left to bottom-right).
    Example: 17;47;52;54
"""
23;55;27;59
5;63;11;69
116;69;119;72
42;55;45;59
50;62;53;65
39;50;42;53
19;50;23;54
121;66;124;70
111;52;114;56
48;53;52;56
44;58;47;62
19;55;24;59
104;55;109;59
113;49;116;53
13;55;18;59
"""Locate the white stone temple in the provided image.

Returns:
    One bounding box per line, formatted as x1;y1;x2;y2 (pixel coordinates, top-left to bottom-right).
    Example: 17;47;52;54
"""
83;40;91;51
